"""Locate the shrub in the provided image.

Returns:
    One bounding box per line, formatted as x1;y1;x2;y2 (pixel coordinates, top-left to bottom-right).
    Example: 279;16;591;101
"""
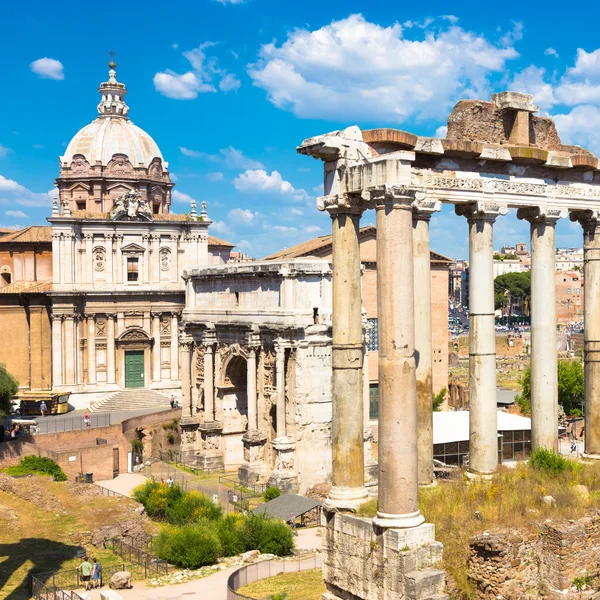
167;432;175;444
132;480;160;506
154;524;222;569
432;387;447;412
7;455;67;481
216;514;244;556
263;486;282;502
239;514;294;556
529;447;572;476
0;364;18;417
131;439;144;454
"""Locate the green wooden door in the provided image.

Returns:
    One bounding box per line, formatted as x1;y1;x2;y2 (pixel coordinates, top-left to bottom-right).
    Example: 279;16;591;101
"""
125;351;145;388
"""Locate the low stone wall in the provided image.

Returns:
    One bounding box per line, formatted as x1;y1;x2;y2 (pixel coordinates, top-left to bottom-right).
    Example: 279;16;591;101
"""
469;513;600;599
321;511;446;600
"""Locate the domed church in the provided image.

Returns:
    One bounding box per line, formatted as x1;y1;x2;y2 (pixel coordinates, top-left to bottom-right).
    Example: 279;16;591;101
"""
48;62;233;409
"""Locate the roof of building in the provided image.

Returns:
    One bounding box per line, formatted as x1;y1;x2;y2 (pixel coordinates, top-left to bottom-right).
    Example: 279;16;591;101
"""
252;494;322;520
60;64;163;169
0;226;52;244
0;281;52;294
65;211;204;223
433;410;531;445
208;235;235;248
263;225;452;264
0;228;15;236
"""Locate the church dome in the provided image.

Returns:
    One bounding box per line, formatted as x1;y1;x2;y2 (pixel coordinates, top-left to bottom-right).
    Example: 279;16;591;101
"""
60;62;165;169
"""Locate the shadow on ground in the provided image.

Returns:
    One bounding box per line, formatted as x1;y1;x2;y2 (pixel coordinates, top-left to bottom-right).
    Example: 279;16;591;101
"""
0;538;84;600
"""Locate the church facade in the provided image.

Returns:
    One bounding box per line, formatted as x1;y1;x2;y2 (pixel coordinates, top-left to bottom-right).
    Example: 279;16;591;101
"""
48;62;233;407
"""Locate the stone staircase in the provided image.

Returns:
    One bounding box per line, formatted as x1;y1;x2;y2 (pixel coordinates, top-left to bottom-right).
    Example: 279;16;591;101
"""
90;389;172;412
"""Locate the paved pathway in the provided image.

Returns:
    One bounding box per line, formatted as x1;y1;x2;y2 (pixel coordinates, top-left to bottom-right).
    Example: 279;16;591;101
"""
95;473;148;496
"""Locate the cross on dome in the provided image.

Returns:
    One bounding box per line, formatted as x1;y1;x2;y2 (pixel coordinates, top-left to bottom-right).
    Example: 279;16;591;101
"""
97;56;129;117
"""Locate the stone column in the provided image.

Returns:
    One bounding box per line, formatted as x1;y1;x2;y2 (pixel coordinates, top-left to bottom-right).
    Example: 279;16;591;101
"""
247;345;258;431
203;329;216;421
141;235;150;283
181;339;192;416
52;233;62;285
63;313;76;385
84;234;93;284
456;202;507;476
373;186;423;528
413;199;442;486
152;234;161;283
106;314;116;385
170;313;180;381
115;234;123;283
572;211;600;457
322;194;368;510
518;207;563;451
64;234;74;285
275;343;286;438
51;314;63;387
87;315;96;386
152;312;162;383
170;234;179;284
105;234;114;284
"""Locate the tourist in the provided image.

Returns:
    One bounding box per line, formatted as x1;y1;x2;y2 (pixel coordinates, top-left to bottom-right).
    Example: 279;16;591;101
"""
78;556;93;591
84;411;91;428
166;476;173;488
170;394;175;408
92;557;102;588
40;400;47;417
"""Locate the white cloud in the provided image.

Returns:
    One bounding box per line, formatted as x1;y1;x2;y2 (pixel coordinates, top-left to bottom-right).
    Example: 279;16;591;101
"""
553;105;600;153
270;225;297;233
0;175;53;207
290;208;304;216
233;169;309;201
210;220;231;233
568;48;600;79
155;42;240;99
216;0;245;4
179;146;219;160
545;47;559;58
435;125;448;138
304;225;322;233
228;208;258;225
221;147;263;169
30;57;64;80
510;65;556;109
219;73;241;92
237;239;252;250
207;171;225;181
248;14;518;122
0;145;10;158
5;210;28;219
172;190;196;203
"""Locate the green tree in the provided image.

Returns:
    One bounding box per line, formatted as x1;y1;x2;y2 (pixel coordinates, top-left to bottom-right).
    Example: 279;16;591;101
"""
0;364;18;417
493;271;531;310
432;387;447;412
515;360;584;416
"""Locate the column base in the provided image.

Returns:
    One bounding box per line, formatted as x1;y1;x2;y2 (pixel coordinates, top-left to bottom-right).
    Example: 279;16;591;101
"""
581;453;600;461
179;415;201;464
373;509;425;529
239;430;269;487
268;436;298;493
324;485;369;512
466;470;494;481
197;421;224;471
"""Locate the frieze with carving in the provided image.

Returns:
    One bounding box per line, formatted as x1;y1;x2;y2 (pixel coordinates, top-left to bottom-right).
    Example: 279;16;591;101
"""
195;345;205;388
111;190;153;221
96;319;106;338
261;347;275;396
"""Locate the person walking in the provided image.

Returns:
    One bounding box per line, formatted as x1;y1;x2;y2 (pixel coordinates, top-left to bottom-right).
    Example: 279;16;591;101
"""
40;400;47;417
92;557;102;589
170;394;175;409
84;411;91;428
78;556;93;591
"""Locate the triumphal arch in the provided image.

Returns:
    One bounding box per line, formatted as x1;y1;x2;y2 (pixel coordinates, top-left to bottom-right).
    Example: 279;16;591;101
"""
298;91;600;599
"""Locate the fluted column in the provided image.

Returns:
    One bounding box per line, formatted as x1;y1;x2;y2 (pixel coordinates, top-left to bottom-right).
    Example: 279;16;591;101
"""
247;346;258;431
322;194;368;510
373;186;423;528
275;343;286;438
181;339;192;416
87;314;96;386
571;211;600;457
152;312;162;383
413;199;441;486
518;207;563;451
51;314;63;387
106;314;116;385
203;329;216;421
456;201;507;476
170;313;179;381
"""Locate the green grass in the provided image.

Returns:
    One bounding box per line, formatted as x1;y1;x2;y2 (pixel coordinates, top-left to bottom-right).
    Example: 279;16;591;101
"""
237;569;326;600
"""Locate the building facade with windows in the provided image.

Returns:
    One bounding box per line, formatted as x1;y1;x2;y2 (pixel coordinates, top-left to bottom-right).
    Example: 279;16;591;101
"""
556;271;583;324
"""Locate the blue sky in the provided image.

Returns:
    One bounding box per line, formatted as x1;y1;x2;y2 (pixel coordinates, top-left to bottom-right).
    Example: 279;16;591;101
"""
2;0;600;258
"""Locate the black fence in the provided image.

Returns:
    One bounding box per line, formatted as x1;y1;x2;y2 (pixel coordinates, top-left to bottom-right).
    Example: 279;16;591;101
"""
108;537;171;577
33;413;111;434
30;574;87;600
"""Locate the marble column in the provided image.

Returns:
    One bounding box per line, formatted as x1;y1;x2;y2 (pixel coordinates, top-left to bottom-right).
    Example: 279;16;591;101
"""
84;234;93;284
170;234;179;284
203;331;216;421
64;313;76;385
518;207;564;451
105;234;114;284
170;313;180;381
247;346;258;431
52;234;62;285
106;314;116;385
115;234;123;283
87;315;96;386
275;344;286;438
51;314;63;387
323;196;368;510
181;339;192;416
413;199;441;486
152;234;161;283
572;211;600;457
373;187;423;528
456;202;507;476
152;312;162;383
64;234;73;285
141;234;150;283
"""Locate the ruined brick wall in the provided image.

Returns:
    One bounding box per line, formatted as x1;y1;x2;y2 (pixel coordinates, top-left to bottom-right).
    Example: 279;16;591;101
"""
469;514;600;599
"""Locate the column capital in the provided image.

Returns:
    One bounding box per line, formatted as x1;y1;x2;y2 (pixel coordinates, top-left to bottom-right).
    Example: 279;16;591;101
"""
83;233;94;241
570;209;600;231
317;193;365;216
202;328;217;349
180;338;193;351
517;205;567;224
150;233;161;241
114;233;124;241
363;184;426;210
455;201;508;222
412;198;442;220
51;313;64;322
275;343;286;361
104;233;114;240
105;312;117;320
84;313;95;321
150;311;162;319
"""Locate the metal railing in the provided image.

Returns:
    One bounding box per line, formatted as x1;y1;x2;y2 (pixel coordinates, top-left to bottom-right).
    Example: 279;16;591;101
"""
227;554;322;600
95;483;130;499
30;573;85;600
108;537;172;578
33;413;111;434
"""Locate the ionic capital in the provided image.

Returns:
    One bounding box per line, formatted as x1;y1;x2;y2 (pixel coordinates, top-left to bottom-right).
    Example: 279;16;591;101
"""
517;206;567;225
455;201;508;222
317;193;365;216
